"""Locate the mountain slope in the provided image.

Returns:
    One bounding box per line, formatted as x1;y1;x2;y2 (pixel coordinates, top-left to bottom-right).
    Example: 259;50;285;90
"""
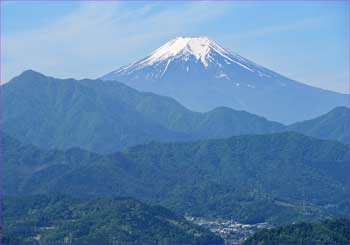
244;218;350;244
287;106;350;144
102;36;348;123
1;70;189;153
3;132;349;225
83;79;284;138
2;194;223;244
2;70;284;153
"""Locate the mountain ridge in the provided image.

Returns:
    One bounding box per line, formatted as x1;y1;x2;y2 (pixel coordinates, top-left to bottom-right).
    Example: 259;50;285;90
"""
287;106;350;144
3;70;349;154
2;70;284;153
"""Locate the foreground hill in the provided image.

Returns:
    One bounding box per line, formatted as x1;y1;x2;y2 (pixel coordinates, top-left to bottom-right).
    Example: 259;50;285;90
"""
3;132;349;225
244;218;350;244
2;194;223;244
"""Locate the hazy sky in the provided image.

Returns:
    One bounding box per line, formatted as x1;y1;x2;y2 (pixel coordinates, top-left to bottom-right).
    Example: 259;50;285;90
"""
1;1;349;93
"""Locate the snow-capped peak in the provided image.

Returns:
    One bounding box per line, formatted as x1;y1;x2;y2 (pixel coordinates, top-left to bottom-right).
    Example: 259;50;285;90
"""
105;36;276;80
140;36;234;67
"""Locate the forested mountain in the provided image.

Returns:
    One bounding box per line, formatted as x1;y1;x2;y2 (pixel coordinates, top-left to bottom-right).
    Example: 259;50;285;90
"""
244;218;350;244
1;70;283;153
2;70;348;156
3;70;349;244
3;132;349;225
2;194;223;244
1;70;187;154
287;106;350;144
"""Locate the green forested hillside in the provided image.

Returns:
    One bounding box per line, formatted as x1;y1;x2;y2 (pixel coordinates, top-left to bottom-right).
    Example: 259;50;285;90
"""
120;132;349;224
3;132;349;225
2;194;223;244
244;218;350;244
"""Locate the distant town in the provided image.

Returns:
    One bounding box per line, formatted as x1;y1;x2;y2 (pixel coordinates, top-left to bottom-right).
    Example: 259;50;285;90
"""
185;216;273;244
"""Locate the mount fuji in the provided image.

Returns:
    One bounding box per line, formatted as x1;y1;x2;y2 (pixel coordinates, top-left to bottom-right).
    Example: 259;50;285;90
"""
101;37;348;123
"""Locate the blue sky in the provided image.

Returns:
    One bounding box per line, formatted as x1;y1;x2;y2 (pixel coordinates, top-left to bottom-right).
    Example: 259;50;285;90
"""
1;1;349;93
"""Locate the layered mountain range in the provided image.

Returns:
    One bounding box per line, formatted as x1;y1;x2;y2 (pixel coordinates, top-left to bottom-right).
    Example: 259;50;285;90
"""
3;131;350;225
2;37;349;244
2;70;349;154
102;37;348;123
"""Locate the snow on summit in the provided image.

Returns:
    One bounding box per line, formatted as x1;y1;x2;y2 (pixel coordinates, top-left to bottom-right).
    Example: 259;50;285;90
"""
142;36;231;67
110;36;273;78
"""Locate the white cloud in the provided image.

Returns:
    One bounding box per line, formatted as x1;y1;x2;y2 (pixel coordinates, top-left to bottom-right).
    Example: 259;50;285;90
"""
2;2;233;83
